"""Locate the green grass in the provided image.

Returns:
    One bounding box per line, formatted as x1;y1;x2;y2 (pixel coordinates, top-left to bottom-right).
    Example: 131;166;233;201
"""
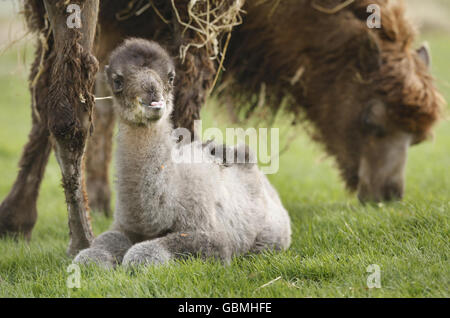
0;34;449;298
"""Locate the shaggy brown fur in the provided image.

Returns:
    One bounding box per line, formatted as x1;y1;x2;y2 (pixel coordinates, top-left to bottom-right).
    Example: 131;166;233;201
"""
223;0;444;194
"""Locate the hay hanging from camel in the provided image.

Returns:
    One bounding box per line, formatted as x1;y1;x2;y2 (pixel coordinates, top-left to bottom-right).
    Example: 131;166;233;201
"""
170;0;245;63
22;0;244;63
114;0;245;63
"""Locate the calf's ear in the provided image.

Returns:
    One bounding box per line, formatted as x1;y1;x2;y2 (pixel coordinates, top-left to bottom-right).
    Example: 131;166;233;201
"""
416;43;431;68
357;32;382;75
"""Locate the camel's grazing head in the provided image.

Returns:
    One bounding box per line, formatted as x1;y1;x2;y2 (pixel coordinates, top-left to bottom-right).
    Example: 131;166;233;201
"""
353;42;441;202
305;1;445;203
225;0;444;203
105;38;175;126
338;1;444;203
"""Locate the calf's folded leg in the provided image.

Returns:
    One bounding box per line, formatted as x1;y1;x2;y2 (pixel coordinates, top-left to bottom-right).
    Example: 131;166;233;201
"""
122;231;232;267
73;230;133;268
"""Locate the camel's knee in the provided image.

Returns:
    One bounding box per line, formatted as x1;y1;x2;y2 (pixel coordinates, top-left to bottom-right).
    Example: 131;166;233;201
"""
73;247;115;269
122;240;172;267
47;54;97;151
91;231;132;263
46;42;99;152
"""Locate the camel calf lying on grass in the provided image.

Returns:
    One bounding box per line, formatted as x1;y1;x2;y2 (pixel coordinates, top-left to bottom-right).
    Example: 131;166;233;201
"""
74;38;291;267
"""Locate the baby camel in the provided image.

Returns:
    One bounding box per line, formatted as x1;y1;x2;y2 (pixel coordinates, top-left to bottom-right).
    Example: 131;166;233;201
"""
74;38;291;267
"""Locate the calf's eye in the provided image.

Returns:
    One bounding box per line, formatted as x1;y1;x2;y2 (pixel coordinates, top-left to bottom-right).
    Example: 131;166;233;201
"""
112;75;123;93
168;71;175;85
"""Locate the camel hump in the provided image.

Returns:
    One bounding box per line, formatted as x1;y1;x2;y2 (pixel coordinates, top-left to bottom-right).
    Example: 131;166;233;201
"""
202;140;257;168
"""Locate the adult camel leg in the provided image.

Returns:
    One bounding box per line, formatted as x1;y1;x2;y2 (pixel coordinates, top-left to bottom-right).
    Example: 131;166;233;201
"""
85;72;115;216
44;0;99;256
0;41;52;241
0;118;51;240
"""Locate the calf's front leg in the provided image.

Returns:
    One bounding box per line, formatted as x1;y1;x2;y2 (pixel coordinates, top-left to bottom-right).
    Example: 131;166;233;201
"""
122;231;232;267
73;230;133;268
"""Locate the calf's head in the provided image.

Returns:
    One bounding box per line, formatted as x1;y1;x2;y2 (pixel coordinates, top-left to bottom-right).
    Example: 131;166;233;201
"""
105;38;175;126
